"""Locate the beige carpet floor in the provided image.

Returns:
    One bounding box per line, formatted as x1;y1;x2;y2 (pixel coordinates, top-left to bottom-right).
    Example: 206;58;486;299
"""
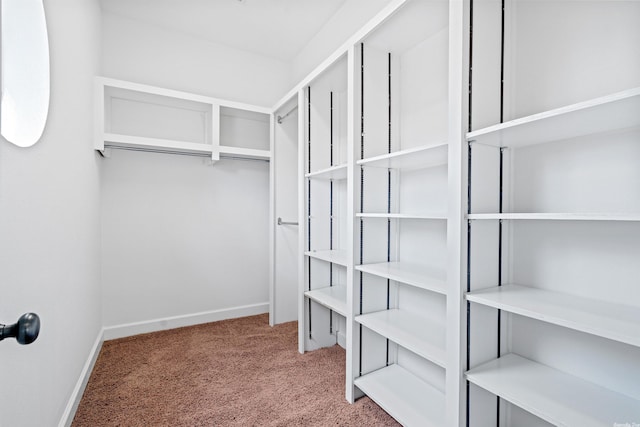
72;314;399;426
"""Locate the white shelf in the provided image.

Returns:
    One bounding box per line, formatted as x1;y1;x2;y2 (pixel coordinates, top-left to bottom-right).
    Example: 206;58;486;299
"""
355;364;446;427
356;262;447;295
97;77;271;161
467;284;640;347
305;164;348;180
219;145;271;160
466;353;640;427
357;143;448;170
305;286;347;317
356;309;446;367
467;212;640;222
304;249;348;267
103;133;213;155
357;212;448;220
467;87;640;148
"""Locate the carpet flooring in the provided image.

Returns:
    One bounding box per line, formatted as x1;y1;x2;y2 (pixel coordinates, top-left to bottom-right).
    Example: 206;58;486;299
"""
72;314;399;426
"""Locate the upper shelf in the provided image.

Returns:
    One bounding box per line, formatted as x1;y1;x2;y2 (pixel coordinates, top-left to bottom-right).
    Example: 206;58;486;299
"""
467;212;640;222
467;284;640;348
466;353;640;427
103;133;213;156
305;164;348;180
357;143;448;170
96;77;271;161
467;87;640;148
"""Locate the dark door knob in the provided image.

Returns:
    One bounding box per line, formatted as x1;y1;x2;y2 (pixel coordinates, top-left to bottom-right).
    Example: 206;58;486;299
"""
0;313;40;345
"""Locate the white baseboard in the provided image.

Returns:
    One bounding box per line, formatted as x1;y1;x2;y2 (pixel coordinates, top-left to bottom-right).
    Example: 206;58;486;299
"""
102;302;269;341
58;329;104;427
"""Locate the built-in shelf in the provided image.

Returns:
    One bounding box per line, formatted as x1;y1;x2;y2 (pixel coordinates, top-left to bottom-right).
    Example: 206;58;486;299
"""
357;213;448;220
305;286;347;317
96;77;271;161
103;133;213;155
357;143;448;170
466;353;640;427
466;87;640;148
355;364;446;427
467;284;640;347
356;262;447;295
219;145;271;160
356;309;446;367
304;249;348;267
305;164;348;180
467;212;640;222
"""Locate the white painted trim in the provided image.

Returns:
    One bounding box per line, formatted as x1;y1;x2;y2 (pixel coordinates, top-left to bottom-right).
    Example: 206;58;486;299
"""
58;329;104;427
446;0;467;425
102;302;269;341
337;331;347;349
297;89;306;355
96;76;271;113
269;112;276;326
271;0;407;112
94;79;104;151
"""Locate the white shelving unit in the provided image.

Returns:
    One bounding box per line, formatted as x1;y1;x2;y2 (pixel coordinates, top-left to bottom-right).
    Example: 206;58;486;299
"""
357;213;447;220
354;364;446;427
304;164;348;180
355;262;447;295
299;53;350;355
356;142;448;170
95;77;271;161
355;309;447;367
349;1;451;424
304;286;347;317
467;284;640;348
464;1;640;425
466;87;640;149
303;249;348;267
282;0;639;425
466;353;640;427
468;212;640;222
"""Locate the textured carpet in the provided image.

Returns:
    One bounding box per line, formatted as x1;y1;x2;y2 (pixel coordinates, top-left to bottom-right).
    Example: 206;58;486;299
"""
72;314;399;426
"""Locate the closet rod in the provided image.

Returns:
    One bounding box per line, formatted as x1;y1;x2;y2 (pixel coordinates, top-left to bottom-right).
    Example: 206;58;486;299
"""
276;105;299;124
102;145;269;162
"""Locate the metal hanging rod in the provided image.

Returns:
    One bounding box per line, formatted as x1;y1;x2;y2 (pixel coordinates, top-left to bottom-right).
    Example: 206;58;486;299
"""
277;217;298;226
104;145;211;158
276;105;298;124
102;145;269;162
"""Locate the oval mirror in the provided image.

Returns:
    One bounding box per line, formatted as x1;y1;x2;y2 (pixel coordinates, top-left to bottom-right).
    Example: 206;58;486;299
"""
1;0;50;147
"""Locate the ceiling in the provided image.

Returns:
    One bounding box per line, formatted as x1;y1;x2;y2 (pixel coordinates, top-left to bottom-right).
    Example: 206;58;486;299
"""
99;0;347;62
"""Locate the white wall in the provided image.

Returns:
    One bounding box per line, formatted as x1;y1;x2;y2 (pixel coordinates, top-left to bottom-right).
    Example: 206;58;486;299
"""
100;13;281;329
290;0;393;85
0;0;102;426
101;151;270;327
102;11;290;107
